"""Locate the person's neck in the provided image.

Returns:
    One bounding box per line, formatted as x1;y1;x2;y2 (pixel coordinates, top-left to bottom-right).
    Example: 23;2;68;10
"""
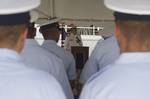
27;37;34;39
45;38;57;42
0;44;17;53
121;45;150;52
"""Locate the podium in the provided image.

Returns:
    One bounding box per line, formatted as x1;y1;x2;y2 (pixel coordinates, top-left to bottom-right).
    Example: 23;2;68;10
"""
71;46;89;98
71;46;89;69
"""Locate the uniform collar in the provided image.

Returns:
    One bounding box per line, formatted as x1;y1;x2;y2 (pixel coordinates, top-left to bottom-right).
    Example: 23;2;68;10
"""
116;52;150;64
25;39;39;46
0;48;21;62
43;40;57;45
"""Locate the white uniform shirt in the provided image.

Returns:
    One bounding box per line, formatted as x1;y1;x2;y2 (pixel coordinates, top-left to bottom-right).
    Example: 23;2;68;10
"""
0;48;66;99
80;36;120;84
42;40;76;80
80;53;150;99
21;39;74;99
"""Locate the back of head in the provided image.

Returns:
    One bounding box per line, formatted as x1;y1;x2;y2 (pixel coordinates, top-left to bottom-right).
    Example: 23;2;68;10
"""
104;0;150;52
0;0;40;53
0;25;26;48
39;22;60;42
115;19;150;52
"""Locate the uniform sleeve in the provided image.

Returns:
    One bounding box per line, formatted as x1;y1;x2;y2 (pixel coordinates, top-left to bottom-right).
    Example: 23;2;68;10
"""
79;56;98;84
40;76;67;99
79;40;104;84
67;52;76;80
79;84;91;99
54;58;74;99
3;71;67;99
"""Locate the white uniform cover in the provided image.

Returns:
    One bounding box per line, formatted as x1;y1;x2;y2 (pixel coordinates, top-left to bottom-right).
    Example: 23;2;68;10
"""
0;48;66;99
0;0;40;15
80;53;150;99
21;39;74;99
104;0;150;15
80;35;120;84
42;40;76;80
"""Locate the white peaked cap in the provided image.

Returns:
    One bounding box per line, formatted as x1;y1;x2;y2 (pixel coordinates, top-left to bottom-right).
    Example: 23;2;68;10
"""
30;10;39;23
38;17;61;27
0;0;40;15
104;0;150;15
